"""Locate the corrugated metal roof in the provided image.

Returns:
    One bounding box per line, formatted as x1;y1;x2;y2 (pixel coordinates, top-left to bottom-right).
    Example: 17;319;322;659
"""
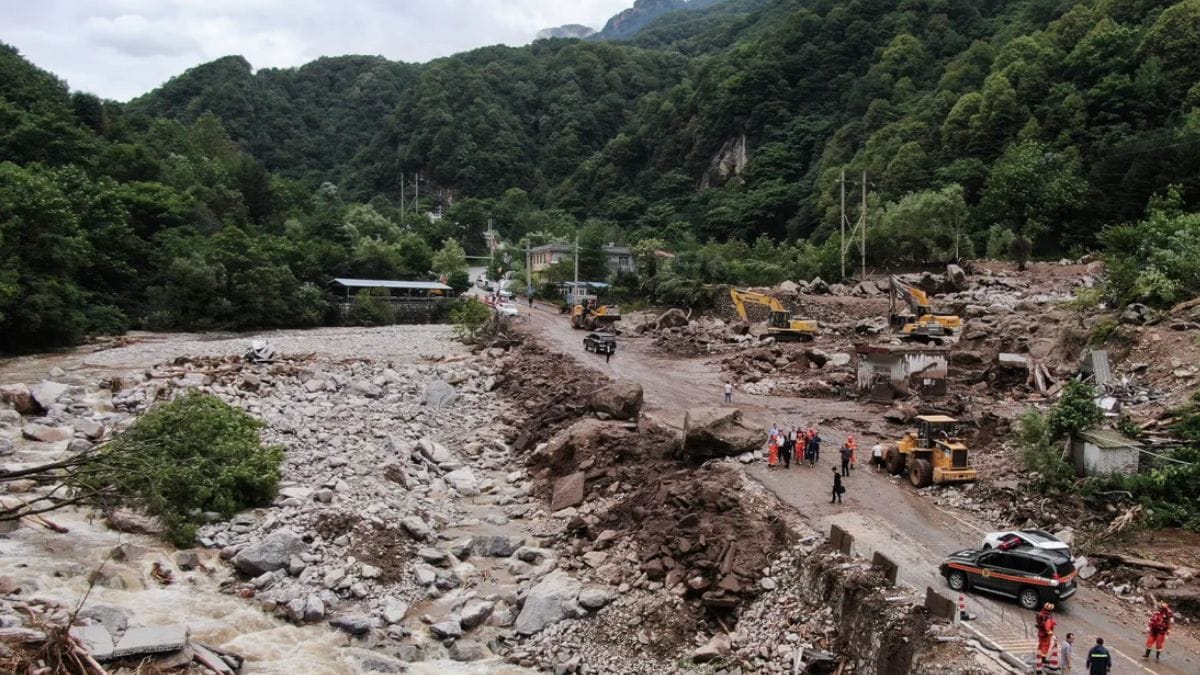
1087;351;1112;386
331;278;452;291
1078;429;1142;449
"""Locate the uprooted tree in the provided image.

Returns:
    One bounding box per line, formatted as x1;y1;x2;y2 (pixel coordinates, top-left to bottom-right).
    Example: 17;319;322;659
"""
0;391;284;546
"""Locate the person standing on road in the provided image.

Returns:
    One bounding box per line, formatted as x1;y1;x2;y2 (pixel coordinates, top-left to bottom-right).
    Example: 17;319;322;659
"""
871;442;885;472
846;435;858;469
780;432;792;469
809;428;821;466
1036;602;1057;675
605;345;613;364
724;382;733;404
839;442;852;477
1144;601;1173;661
1085;638;1111;675
830;467;844;504
767;434;779;469
1061;633;1074;674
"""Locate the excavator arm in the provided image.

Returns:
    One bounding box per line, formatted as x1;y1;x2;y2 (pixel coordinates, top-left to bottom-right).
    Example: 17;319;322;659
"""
889;276;932;317
730;288;785;323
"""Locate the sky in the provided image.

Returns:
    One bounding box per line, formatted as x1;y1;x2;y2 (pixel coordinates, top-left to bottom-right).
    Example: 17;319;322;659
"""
1;0;632;101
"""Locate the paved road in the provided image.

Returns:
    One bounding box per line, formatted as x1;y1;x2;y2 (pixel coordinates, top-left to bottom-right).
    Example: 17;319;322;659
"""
518;301;1198;674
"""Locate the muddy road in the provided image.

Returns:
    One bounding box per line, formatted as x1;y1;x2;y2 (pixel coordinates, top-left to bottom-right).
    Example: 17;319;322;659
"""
520;302;1198;675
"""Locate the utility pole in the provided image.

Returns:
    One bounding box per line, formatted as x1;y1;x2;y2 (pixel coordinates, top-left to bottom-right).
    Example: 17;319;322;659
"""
839;170;870;280
400;173;405;220
413;172;420;218
525;243;532;300
573;235;580;306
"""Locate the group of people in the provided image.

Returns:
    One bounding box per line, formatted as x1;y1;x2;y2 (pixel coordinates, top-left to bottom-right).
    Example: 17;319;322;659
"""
1034;601;1174;674
765;424;822;470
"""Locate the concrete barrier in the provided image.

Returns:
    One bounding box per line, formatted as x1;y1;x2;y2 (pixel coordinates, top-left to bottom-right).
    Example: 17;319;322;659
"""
924;586;956;620
872;551;899;586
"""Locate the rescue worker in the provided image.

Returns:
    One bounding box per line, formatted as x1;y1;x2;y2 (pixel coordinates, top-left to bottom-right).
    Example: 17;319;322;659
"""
1144;601;1173;661
1085;637;1111;675
847;435;858;469
767;433;779;469
1042;636;1063;675
1036;602;1056;674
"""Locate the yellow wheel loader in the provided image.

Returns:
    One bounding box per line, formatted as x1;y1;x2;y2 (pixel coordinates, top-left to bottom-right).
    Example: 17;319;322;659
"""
571;302;621;330
883;415;977;488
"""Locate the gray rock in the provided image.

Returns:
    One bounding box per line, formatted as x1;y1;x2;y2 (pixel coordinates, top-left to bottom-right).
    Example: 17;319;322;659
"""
681;407;760;458
459;600;494;628
67;438;93;454
444;467;480;496
304;594;326;622
78;605;130;638
401;515;432;540
588;380;643;421
449;538;474;559
173;551;201;571
656;308;689;329
693;633;731;663
449;639;491;662
421;380;459;408
946;264;967;289
382;597;409;624
233;529;307;576
70;625;115;660
0;383;36;415
76;419;105;440
430;619;463;639
808;277;831;294
578;588;613;610
21;423;74;443
30;381;69;410
417;547;450;566
514;570;582;635
329;614;375;636
414;564;439;586
347;380;383;398
473;535;525;557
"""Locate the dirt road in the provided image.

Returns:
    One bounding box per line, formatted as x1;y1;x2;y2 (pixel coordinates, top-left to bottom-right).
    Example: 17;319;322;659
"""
520;302;1198;674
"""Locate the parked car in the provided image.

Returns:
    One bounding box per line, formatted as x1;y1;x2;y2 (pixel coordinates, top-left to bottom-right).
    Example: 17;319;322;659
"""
495;302;519;317
583;332;616;354
982;529;1070;555
941;546;1077;610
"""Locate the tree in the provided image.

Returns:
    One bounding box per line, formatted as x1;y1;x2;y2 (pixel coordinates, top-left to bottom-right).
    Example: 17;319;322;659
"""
432;238;468;277
978;141;1086;254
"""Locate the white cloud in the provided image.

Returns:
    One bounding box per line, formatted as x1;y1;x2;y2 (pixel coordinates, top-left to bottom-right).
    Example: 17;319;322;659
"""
0;0;633;100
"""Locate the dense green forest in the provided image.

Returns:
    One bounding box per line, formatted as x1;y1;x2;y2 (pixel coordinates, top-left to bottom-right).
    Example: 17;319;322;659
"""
4;0;1200;352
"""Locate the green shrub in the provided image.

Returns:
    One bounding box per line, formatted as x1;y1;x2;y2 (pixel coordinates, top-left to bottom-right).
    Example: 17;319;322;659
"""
451;298;494;341
351;288;396;326
81;392;284;546
1017;409;1076;491
1047;379;1103;440
446;270;471;295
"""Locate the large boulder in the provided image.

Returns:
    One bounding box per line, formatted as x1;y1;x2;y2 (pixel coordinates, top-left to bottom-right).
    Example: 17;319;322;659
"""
807;277;831;294
444;468;481;497
776;280;801;295
233;529;307;576
421;380;459;408
946;264;967;290
550;472;585;511
589;380;643;420
514;570;583;635
0;384;36;415
21;423;74;443
30;381;69;411
682;407;761;459
656;308;689;329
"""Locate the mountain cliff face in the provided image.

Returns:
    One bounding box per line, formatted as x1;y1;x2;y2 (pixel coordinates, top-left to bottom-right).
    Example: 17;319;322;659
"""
536;24;597;40
596;0;691;40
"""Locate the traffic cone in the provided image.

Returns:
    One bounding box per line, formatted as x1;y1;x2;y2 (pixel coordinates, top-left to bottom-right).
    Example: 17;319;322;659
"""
955;593;966;625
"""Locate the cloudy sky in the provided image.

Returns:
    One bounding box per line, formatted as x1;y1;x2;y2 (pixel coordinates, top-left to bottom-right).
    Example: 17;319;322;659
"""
2;0;632;101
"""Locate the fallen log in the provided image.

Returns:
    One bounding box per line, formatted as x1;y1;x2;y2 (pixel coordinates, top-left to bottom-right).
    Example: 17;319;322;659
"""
1092;552;1196;577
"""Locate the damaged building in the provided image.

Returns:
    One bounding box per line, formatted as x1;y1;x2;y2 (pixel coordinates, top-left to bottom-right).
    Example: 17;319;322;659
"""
855;345;949;401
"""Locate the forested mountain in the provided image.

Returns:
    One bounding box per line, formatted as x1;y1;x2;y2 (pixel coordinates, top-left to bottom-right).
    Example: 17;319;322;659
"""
5;0;1200;352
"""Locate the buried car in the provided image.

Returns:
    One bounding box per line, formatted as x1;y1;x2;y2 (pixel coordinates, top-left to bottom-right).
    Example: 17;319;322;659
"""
941;546;1077;610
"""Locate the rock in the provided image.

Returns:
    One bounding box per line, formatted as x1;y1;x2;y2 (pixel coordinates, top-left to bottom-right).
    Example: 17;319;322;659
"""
360;564;382;579
656;308;689;329
578;588;613;610
347;380;383;398
110;624;189;658
588;380;643;420
1053;527;1074;547
417;438;454;464
828;353;851;368
808;277;831;294
473;535;524;557
417;547;450;566
0;438;14;456
330;615;375;636
682;407;761;458
946;264;967;289
70;625;115;661
777;280;801;294
401;516;432;541
593;530;619;549
421;380;459;408
233;529;307;576
173;551;201;571
804;348;829;368
1120;303;1153;325
304;594;326;622
76;419;105;440
550;472;586;511
382;598;409;624
449;639;491;662
414;564;438;586
430;619;463;639
449;538;474;559
29;381;69;411
1139;575;1164;590
21;423;74;443
693;633;731;663
459;600;494;628
760;577;777;590
0;384;36;415
67;439;93;454
582;551;607;568
514;570;583;635
444;467;481;496
78;605;130;637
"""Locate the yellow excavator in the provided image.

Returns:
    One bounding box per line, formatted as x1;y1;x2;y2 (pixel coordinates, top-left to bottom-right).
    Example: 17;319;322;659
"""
570;300;621;330
729;289;817;341
883;415;977;488
889;276;962;344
